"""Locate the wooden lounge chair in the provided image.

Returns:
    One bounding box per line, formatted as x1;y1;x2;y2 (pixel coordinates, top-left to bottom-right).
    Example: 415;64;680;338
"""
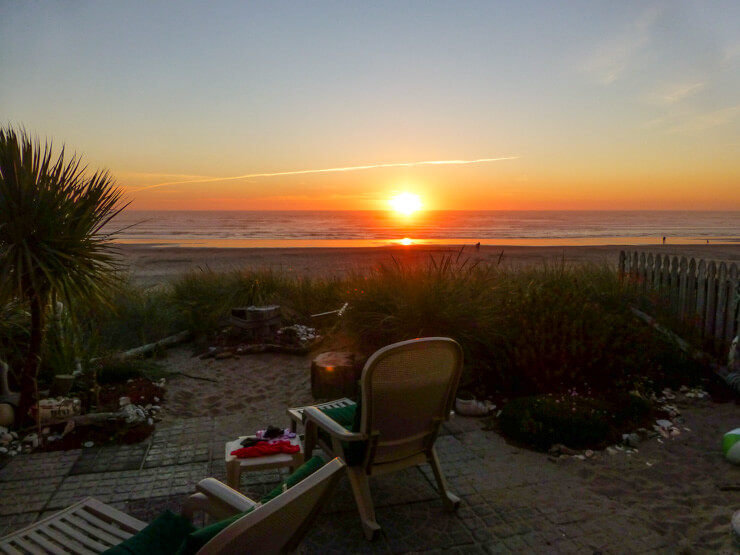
0;457;345;554
302;337;463;540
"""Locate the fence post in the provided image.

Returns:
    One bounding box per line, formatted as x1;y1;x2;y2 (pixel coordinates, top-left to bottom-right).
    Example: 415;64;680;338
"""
687;258;697;321
726;263;739;350
678;256;689;320
696;259;707;332
705;261;718;339
669;257;680;316
715;263;729;350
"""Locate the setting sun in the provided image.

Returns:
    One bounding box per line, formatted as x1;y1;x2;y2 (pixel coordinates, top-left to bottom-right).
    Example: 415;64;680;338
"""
390;192;422;215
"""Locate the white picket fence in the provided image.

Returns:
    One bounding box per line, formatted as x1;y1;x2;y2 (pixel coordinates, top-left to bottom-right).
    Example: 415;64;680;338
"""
619;251;740;354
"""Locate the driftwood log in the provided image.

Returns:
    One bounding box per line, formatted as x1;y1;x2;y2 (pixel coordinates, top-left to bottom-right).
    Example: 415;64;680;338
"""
91;330;191;364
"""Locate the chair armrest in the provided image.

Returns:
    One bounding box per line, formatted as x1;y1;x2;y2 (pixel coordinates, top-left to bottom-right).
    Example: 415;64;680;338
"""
183;477;258;521
302;406;366;442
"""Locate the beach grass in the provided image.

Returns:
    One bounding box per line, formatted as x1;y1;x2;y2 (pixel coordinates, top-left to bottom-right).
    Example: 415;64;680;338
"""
2;254;712;449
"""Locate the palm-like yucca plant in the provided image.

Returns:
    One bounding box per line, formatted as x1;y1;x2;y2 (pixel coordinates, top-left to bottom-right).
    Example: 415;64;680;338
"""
0;126;126;424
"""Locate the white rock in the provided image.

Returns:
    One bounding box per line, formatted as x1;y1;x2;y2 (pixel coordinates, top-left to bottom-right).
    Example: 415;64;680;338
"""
151;405;161;412
606;447;618;455
83;441;94;448
0;446;7;454
585;449;594;458
41;427;50;435
10;431;18;440
656;419;673;429
153;396;160;403
147;417;154;426
8;449;18;456
0;426;7;435
119;396;131;407
22;433;39;448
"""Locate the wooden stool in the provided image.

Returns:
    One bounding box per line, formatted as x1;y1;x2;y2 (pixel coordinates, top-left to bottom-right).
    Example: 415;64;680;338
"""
225;435;303;491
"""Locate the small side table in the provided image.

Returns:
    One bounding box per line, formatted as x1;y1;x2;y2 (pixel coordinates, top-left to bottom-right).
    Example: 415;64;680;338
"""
225;436;304;491
287;397;356;433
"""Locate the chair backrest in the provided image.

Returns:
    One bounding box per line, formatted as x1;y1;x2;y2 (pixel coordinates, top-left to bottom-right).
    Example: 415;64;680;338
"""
200;457;345;554
358;337;463;468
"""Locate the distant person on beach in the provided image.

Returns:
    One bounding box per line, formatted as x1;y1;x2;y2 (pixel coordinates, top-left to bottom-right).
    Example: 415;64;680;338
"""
662;236;666;245
475;242;480;252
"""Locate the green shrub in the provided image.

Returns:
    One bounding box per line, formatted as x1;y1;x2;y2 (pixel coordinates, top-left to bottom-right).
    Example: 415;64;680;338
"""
498;390;653;451
97;359;167;385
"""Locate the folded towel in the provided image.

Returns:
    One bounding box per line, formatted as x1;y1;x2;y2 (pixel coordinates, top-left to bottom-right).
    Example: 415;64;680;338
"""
231;439;300;458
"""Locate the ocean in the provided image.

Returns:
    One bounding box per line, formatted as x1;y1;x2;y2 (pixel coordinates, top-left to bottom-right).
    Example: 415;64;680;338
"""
105;210;740;248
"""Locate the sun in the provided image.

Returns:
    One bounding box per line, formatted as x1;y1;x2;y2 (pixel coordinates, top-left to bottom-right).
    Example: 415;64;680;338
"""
389;192;422;215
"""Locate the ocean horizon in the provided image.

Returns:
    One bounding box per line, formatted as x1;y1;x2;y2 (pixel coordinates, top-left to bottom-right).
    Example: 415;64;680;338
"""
104;210;740;248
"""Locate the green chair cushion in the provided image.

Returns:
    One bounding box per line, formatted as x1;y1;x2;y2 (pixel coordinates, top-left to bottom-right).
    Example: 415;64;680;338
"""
103;510;195;555
261;454;324;503
320;402;365;465
175;456;326;555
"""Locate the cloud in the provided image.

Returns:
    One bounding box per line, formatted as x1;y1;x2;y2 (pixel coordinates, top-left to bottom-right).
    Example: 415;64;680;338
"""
583;6;662;85
670;104;740;133
648;82;705;105
126;156;520;193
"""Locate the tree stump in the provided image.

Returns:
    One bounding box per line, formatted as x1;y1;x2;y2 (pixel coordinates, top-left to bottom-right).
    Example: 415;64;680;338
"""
311;352;357;399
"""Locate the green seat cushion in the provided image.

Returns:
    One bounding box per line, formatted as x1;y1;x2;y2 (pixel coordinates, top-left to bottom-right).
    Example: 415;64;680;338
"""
261;454;324;503
176;456;326;555
103;510;195;555
319;402;365;466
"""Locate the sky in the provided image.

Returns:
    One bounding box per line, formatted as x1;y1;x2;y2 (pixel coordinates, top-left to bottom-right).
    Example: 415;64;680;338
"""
2;1;740;211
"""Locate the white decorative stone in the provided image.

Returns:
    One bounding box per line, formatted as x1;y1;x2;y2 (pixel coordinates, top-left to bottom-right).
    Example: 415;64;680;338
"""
656;419;673;429
119;396;131;407
83;441;94;448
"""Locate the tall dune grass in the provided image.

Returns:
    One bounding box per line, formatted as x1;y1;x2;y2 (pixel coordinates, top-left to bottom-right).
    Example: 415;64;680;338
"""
1;256;706;400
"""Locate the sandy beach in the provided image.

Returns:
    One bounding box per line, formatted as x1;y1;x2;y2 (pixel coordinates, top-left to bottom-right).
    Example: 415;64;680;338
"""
117;243;740;550
116;242;740;286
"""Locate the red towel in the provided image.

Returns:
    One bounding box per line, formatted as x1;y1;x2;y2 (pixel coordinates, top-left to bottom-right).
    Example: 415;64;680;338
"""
231;440;300;458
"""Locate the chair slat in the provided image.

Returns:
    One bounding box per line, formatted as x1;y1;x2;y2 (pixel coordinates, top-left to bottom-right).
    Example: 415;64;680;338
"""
25;530;67;555
40;525;97;555
0;541;24;554
49;520;108;552
74;508;136;541
80;498;145;534
64;513;123;546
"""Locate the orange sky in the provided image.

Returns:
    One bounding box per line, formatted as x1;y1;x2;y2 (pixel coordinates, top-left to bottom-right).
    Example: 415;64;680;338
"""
3;2;739;211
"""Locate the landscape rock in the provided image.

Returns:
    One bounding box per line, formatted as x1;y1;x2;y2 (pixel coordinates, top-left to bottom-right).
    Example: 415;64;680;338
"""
622;433;640;448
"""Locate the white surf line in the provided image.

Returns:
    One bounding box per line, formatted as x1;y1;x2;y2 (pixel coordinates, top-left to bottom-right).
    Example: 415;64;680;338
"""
127;156;520;192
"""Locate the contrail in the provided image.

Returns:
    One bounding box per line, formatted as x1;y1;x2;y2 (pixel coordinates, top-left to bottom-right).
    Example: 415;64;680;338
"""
128;156;519;192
